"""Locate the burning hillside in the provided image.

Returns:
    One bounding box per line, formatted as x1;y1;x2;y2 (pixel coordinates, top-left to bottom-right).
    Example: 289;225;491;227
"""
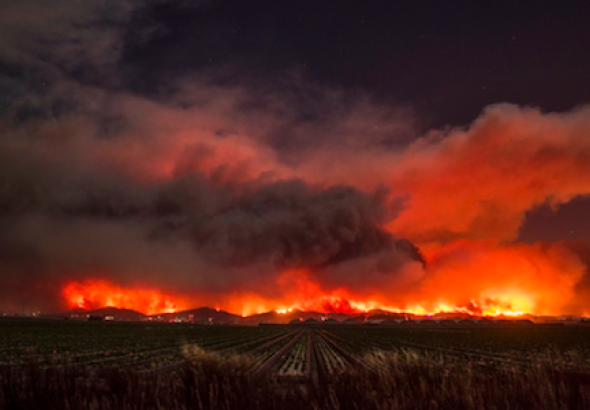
63;244;587;318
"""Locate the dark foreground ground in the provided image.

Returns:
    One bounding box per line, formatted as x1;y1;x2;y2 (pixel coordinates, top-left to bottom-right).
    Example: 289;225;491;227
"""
2;352;590;410
1;318;590;409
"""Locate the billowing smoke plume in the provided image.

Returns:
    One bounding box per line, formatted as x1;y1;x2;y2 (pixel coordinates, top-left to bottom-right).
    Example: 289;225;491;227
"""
1;0;590;316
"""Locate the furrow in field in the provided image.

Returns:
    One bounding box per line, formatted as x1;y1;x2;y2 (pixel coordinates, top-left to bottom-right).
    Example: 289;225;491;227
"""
313;329;348;377
252;330;305;378
276;329;308;380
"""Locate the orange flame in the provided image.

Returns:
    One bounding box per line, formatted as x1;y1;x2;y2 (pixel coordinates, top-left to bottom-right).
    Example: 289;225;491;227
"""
63;280;191;315
61;238;588;320
58;276;556;318
59;276;564;318
234;270;545;318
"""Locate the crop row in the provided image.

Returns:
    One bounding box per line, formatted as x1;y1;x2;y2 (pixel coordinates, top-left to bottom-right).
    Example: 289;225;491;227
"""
0;320;291;371
9;321;590;380
313;331;348;376
321;327;590;372
277;330;308;377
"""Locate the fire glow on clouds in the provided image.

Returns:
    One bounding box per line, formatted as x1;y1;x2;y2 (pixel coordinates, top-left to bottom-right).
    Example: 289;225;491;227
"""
6;98;589;318
1;2;590;318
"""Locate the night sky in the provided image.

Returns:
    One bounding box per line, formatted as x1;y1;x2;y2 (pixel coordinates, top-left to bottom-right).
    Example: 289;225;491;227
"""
122;1;590;126
1;0;590;315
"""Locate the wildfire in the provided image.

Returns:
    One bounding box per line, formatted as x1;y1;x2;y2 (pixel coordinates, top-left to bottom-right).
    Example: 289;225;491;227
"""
271;299;528;318
62;278;539;318
61;246;583;320
63;280;191;316
242;272;538;318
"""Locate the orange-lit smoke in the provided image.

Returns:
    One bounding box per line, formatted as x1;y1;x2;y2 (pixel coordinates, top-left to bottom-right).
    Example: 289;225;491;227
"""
5;86;590;319
289;104;590;317
414;240;588;317
55;103;590;318
387;105;590;244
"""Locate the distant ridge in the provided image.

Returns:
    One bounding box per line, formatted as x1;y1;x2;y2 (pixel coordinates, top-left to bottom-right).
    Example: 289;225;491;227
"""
151;307;242;324
51;305;588;326
66;307;146;321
